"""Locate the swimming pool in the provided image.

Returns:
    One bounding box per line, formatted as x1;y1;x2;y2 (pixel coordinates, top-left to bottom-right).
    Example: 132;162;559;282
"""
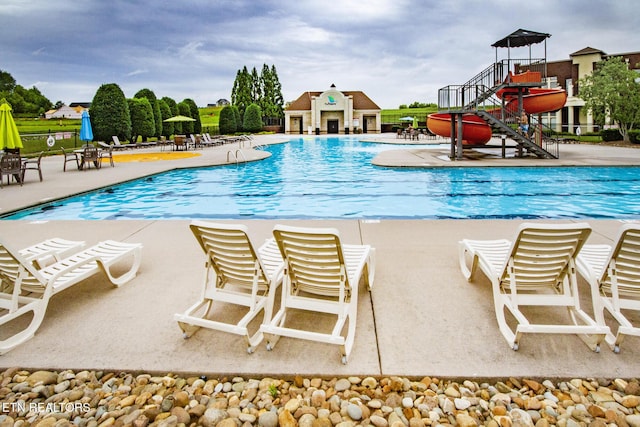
4;137;640;220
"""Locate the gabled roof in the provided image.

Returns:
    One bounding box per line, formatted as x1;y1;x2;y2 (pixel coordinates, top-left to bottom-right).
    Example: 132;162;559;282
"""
286;91;380;111
570;47;606;57
492;29;550;48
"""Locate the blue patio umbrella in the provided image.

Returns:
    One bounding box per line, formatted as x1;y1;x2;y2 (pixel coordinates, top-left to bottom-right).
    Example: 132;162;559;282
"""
79;110;93;146
0;100;23;150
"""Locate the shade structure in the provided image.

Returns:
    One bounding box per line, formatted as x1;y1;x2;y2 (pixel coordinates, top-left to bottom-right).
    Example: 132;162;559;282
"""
79;110;93;145
163;115;196;122
491;29;550;48
0;101;23;150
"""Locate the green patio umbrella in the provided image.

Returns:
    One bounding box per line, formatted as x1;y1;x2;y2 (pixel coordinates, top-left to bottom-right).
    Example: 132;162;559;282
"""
163;115;196;122
0;100;23;150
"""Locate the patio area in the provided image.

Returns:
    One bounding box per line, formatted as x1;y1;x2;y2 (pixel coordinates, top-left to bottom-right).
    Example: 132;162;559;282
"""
1;134;640;378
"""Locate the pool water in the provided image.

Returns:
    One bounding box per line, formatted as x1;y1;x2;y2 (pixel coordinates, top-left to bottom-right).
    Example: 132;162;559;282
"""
4;137;640;220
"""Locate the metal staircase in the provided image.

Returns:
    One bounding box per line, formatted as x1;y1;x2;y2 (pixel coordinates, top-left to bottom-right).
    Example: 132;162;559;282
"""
437;59;559;159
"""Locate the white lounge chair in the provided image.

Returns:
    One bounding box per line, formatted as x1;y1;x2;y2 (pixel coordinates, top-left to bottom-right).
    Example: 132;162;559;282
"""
260;225;375;364
0;238;143;354
576;224;640;353
459;222;609;352
19;237;85;268
175;221;284;353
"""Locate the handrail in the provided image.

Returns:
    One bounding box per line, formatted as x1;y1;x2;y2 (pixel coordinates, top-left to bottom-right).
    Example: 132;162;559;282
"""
226;149;248;164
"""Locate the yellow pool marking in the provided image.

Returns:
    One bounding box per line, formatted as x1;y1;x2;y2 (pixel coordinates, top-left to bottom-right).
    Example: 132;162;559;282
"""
111;152;201;162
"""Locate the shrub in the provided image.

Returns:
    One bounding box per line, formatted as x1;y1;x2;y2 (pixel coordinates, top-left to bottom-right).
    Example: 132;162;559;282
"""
601;128;622;142
90;83;131;142
219;106;237;134
243;103;263;133
629;129;640;144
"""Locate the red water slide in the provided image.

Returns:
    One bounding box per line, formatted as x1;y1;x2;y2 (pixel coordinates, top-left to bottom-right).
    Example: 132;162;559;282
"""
426;113;493;145
427;72;567;145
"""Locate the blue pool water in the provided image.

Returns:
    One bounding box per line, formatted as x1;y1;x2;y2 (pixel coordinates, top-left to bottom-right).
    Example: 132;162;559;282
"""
4;137;640;220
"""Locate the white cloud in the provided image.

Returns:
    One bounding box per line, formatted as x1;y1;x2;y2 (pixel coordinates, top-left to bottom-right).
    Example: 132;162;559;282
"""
1;0;639;108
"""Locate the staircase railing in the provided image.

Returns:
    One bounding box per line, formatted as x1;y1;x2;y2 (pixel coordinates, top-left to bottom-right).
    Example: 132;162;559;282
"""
438;58;547;112
436;57;559;159
476;96;560;158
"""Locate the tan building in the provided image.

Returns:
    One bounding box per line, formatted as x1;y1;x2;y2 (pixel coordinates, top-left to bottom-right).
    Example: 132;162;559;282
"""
285;84;381;134
546;47;640;134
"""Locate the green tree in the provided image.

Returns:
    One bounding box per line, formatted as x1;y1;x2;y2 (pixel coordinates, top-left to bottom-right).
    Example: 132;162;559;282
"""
231;105;242;132
230;63;284;127
127;97;155;143
183;98;202;134
158;99;174;137
579;56;640;142
219;105;237;134
0;70;16;93
264;64;284;119
0;69;52;115
243;103;263;132
162;97;180;134
90;83;131;142
231;66;252;118
134;88;162;138
250;67;262;108
177;101;194;134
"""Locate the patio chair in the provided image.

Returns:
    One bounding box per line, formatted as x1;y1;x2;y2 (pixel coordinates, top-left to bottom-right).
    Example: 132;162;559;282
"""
459;222;609;352
576;224;640;352
98;144;114;167
21;151;44;182
0;238;142;354
79;145;100;170
0;153;23;187
61;146;79;171
260;224;376;364
175;221;284;352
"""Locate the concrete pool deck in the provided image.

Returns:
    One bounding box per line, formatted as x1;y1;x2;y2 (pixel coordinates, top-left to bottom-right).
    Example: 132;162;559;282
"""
1;134;640;379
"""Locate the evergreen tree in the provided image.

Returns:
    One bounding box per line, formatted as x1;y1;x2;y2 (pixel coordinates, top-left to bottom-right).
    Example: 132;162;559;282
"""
231;66;252;117
219;105;237;134
90;83;131;142
178;101;194;134
262;64;284;120
134;88;162;138
231;105;242;132
158;99;174;137
243;103;263;133
162;97;180;134
183;98;202;134
231;63;284;127
251;67;262;108
128;97;155;143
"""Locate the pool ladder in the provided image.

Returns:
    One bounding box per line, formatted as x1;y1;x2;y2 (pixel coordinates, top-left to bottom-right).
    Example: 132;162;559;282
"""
226;149;247;164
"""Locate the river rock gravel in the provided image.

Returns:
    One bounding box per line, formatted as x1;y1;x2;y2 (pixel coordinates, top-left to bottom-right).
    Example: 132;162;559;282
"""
1;368;639;426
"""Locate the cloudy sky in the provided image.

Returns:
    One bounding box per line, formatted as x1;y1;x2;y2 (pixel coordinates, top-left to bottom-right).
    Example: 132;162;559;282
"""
1;0;638;109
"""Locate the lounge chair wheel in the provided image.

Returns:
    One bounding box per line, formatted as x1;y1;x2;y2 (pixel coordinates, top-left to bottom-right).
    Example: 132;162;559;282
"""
614;345;620;354
266;342;273;351
182;333;189;339
247;346;255;354
595;344;601;353
341;355;347;365
512;343;519;351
